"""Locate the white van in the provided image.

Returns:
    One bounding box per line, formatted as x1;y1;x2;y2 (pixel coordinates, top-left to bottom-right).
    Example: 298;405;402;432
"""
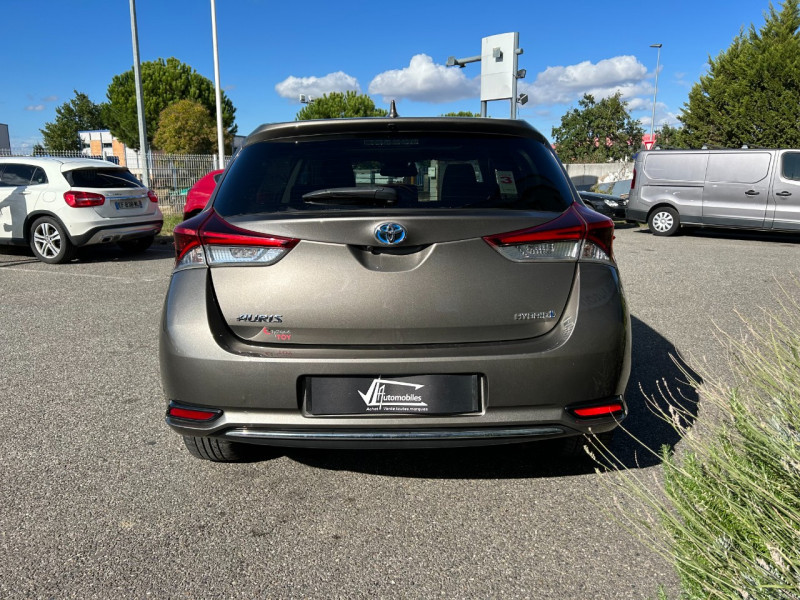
626;149;800;236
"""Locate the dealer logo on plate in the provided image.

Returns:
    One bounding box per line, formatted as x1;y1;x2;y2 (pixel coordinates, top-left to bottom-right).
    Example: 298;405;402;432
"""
358;378;428;412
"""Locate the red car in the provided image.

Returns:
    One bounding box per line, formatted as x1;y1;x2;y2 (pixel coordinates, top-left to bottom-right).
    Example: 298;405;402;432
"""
183;169;223;220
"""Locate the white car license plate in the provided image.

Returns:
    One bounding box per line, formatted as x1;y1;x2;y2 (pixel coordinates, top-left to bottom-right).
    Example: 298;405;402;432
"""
115;200;142;210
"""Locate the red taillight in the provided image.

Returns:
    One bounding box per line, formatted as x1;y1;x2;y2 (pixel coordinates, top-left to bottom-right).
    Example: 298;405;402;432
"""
199;211;298;250
569;402;625;418
574;203;615;260
630;167;637;190
484;205;585;247
483;204;615;263
173;213;207;263
148;190;158;203
64;190;105;207
173;211;299;268
167;404;221;421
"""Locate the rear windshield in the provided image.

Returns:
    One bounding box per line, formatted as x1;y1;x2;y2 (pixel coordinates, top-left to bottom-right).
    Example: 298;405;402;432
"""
213;134;573;217
64;168;143;189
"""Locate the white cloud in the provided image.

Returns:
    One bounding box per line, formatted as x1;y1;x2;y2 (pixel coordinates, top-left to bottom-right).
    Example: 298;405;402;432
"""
636;101;680;129
275;71;361;102
369;54;479;103
42;95;58;103
625;97;652;112
521;55;650;106
25;105;45;111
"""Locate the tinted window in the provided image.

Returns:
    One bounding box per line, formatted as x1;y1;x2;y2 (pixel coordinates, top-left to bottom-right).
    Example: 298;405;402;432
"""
214;135;573;217
31;167;48;185
644;153;708;182
782;152;800;181
64;168;143;188
0;163;36;186
707;153;771;184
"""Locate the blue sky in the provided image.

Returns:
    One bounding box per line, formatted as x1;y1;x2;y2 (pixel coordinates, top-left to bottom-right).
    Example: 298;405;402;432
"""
0;0;779;151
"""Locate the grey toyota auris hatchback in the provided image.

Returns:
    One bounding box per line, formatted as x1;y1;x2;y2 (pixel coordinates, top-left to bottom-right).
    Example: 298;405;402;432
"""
160;116;631;461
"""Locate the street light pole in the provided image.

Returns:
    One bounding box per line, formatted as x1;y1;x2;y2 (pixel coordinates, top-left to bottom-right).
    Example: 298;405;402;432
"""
650;43;663;139
210;0;225;169
129;0;149;187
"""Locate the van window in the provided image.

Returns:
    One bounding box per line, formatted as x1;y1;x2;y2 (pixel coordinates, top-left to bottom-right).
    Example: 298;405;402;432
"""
643;153;707;182
707;153;771;184
781;152;800;182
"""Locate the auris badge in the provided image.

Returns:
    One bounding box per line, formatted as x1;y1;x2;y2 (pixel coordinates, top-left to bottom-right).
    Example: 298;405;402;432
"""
375;222;407;245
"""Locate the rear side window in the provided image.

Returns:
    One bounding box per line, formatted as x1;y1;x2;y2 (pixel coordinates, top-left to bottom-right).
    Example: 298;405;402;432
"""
707;153;771;184
0;163;37;186
64;168;143;188
781;152;800;181
31;167;48;184
213;134;573;217
643;153;708;182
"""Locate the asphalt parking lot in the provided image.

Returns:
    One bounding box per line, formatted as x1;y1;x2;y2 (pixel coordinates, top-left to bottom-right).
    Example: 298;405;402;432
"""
2;225;799;599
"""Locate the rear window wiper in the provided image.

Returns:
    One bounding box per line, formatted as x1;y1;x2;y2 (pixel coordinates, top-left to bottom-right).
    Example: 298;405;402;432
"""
302;186;397;206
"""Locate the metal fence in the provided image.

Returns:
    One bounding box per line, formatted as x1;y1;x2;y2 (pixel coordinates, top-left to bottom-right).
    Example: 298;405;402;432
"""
2;149;230;216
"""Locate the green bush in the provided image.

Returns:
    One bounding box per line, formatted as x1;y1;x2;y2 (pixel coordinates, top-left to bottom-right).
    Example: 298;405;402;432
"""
606;291;800;599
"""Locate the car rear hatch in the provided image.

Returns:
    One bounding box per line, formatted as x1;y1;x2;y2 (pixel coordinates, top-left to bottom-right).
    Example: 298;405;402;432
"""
174;123;614;347
62;165;155;218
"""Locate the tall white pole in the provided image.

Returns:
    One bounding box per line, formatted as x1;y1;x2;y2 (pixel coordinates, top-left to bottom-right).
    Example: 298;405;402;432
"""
129;0;149;186
650;44;662;139
211;0;225;168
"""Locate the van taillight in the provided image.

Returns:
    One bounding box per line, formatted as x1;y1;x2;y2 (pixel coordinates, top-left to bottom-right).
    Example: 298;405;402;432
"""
173;211;299;269
630;167;637;190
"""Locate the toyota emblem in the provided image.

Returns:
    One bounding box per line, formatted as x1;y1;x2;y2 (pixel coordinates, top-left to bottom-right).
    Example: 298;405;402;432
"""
375;222;407;245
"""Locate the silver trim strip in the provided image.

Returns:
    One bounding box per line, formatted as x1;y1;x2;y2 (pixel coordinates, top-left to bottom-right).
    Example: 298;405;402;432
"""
224;426;565;441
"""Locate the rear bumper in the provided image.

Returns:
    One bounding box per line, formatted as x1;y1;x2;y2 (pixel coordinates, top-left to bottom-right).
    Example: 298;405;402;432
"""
160;262;631;448
625;206;647;223
166;394;626;448
72;220;163;246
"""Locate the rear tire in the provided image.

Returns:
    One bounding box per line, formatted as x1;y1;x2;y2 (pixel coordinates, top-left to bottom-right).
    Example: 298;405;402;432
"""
648;207;680;236
29;216;75;264
118;234;154;253
182;435;254;462
560;430;615;459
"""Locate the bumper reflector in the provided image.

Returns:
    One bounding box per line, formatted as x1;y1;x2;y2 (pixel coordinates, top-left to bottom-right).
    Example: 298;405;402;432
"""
167;404;222;421
570;403;624;418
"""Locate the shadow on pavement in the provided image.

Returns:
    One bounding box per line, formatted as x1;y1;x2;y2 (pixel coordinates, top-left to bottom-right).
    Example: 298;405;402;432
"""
635;225;800;244
267;314;700;479
0;239;174;265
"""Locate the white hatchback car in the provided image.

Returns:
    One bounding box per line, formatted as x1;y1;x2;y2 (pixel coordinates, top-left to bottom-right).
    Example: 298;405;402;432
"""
0;157;163;263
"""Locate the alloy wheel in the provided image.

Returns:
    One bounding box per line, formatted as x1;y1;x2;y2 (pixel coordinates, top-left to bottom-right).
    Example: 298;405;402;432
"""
33;222;62;259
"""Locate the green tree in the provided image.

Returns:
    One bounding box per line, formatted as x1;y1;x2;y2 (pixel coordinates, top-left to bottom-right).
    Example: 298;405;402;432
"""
153;100;222;154
655;123;684;148
105;57;236;150
551;93;643;163
295;91;387;120
678;0;800;148
39;90;106;151
441;111;481;117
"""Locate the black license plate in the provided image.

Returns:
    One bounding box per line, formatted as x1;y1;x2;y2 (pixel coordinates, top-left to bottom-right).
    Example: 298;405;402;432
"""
115;200;142;209
307;375;480;416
